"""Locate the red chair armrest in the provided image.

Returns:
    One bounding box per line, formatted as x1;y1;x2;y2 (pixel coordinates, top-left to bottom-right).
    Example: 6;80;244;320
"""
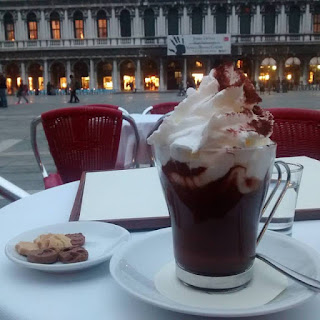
44;173;64;189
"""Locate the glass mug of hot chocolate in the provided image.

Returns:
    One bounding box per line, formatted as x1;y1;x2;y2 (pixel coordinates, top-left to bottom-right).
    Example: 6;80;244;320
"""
148;64;281;291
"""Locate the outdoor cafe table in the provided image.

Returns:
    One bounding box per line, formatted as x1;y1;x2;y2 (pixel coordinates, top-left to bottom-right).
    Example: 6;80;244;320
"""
0;180;320;320
117;113;163;168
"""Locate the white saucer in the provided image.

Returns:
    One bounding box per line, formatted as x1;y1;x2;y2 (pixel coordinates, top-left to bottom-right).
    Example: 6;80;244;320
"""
110;228;320;318
5;221;130;273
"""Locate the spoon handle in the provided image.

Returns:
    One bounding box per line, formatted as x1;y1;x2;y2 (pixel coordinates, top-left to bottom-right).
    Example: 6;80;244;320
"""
257;253;320;292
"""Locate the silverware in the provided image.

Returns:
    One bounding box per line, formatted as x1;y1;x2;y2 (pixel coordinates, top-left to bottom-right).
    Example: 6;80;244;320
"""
257;253;320;292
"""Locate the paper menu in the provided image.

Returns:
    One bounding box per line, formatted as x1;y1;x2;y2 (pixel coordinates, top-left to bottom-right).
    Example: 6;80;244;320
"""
79;167;169;222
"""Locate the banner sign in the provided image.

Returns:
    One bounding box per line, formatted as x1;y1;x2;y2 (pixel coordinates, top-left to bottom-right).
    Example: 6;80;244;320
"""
167;34;231;56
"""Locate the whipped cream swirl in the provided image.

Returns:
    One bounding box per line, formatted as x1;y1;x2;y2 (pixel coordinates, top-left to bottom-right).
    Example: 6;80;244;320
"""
148;63;273;153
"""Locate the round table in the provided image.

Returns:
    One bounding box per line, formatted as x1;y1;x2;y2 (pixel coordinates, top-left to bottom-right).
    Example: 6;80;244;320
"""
0;182;319;320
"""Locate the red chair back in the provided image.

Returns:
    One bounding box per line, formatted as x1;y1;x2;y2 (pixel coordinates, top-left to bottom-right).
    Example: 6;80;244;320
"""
150;102;179;114
41;106;123;183
267;108;320;160
84;104;119;110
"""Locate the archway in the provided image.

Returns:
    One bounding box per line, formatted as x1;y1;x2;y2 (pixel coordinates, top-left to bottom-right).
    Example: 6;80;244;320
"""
5;63;19;94
50;61;66;89
143;59;159;91
260;57;277;91
309;57;320;84
167;60;182;90
28;62;43;90
285;57;301;88
97;61;113;89
120;60;135;91
73;61;89;88
188;59;205;88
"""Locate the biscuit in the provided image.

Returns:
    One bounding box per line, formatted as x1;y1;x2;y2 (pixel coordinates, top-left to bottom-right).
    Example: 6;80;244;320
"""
15;241;39;256
27;248;59;264
65;233;85;247
34;234;72;251
58;247;89;264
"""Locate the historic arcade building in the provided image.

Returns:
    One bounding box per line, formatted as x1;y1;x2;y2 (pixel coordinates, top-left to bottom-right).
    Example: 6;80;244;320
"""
0;0;320;93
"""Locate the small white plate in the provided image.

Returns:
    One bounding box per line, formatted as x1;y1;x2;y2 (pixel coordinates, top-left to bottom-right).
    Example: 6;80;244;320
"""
5;221;130;273
110;228;320;318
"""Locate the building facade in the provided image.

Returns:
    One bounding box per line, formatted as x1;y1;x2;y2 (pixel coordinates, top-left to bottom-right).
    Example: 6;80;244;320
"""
0;0;320;93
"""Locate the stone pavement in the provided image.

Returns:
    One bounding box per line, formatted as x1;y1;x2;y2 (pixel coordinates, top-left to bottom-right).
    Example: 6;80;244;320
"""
0;90;320;208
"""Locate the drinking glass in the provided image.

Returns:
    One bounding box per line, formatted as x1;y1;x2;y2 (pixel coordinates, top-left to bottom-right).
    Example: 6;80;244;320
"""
153;143;285;291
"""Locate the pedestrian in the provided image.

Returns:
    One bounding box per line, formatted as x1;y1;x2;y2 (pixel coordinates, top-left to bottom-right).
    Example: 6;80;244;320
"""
16;80;29;104
0;73;8;108
69;75;79;103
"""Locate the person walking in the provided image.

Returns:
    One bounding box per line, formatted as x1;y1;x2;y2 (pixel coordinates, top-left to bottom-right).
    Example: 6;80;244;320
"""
0;74;8;108
69;75;79;103
16;80;29;104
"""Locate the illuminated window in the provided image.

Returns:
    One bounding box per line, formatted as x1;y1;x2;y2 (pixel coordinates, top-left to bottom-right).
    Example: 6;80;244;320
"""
27;13;38;39
103;76;113;89
74;11;84;39
195;61;203;68
236;60;243;69
81;77;90;89
60;77;67;89
50;12;61;39
17;77;21;87
123;75;135;91
313;6;320;33
144;76;159;90
38;77;44;90
192;73;203;86
28;77;33;90
4;13;15;41
97;10;107;38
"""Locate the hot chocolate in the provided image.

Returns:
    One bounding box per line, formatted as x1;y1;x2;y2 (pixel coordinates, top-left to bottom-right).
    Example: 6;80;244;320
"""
148;63;275;289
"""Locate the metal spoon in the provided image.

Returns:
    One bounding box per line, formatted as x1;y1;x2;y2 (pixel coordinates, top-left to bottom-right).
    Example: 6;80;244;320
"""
257;253;320;292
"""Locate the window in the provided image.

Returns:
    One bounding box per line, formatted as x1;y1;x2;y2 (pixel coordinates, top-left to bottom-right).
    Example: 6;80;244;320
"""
144;8;155;37
74;11;84;39
120;9;131;37
27;12;38;39
192;7;202;34
97;10;107;38
313;6;320;33
264;5;275;34
4;13;15;41
168;8;179;35
50;12;60;39
216;6;227;33
289;6;300;34
240;6;251;34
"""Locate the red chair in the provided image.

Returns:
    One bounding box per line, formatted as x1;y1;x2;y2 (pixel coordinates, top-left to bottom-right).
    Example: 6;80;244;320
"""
142;102;179;115
266;108;320;160
31;106;140;189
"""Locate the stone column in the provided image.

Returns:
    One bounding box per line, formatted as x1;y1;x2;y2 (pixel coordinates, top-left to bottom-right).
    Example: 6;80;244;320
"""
207;8;213;33
43;60;48;90
255;5;262;34
206;57;211;74
110;8;117;37
18;11;27;40
158;7;165;36
182;6;189;34
254;59;260;82
133;8;140;37
39;10;46;40
135;59;142;90
183;58;187;88
280;4;286;34
0;18;5;40
159;58;164;91
87;9;94;38
302;59;309;85
231;5;237;34
112;59;119;91
66;60;71;80
89;59;95;89
21;62;27;84
62;10;71;39
304;4;312;33
278;59;284;81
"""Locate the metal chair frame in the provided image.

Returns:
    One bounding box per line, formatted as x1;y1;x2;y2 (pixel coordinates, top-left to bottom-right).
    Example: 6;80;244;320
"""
31;111;140;182
0;176;30;202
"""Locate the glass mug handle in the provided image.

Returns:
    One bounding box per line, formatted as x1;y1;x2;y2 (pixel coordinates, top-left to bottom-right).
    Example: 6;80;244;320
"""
257;161;291;245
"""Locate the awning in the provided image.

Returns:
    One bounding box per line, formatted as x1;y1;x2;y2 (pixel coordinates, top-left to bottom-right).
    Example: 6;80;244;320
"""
285;57;301;66
310;57;320;65
261;58;277;66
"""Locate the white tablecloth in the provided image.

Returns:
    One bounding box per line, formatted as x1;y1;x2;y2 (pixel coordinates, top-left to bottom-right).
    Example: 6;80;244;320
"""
0;182;320;320
116;113;163;168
